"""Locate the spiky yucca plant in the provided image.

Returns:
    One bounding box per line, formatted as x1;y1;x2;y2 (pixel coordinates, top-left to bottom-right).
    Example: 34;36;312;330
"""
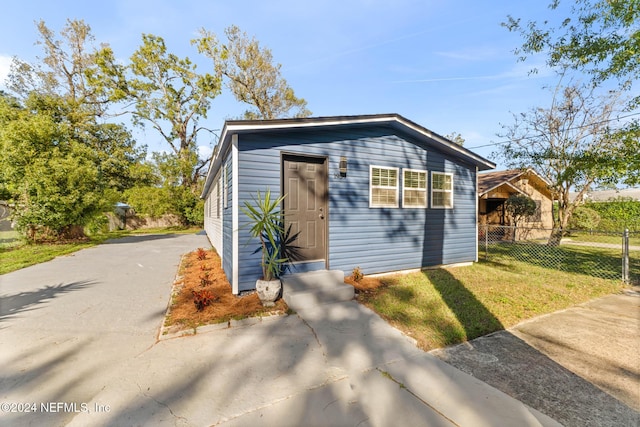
241;189;287;281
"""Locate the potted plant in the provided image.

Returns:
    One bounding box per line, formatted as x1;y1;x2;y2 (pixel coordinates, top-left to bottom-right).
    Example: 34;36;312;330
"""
241;189;287;306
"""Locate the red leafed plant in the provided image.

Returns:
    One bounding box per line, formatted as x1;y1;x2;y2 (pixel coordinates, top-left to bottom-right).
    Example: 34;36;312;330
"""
199;272;212;287
192;289;215;311
196;248;208;261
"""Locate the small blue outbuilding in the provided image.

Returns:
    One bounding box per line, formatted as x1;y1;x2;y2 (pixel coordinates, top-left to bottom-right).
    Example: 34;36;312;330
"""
201;114;495;294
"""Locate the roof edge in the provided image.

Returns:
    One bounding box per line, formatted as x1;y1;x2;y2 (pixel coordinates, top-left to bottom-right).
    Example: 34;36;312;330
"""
202;113;496;198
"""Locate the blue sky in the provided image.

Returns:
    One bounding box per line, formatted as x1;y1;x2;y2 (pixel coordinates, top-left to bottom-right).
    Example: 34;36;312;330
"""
0;1;573;169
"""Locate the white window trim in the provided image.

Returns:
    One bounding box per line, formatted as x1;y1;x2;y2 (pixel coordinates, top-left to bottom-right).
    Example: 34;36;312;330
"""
369;165;399;208
431;171;454;209
402;168;428;208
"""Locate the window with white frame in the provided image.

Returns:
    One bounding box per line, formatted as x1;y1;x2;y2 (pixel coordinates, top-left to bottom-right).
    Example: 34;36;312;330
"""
403;169;427;208
431;172;453;208
370;166;399;208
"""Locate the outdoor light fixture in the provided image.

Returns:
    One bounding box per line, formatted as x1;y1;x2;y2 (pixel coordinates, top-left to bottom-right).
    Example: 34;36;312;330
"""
339;156;348;177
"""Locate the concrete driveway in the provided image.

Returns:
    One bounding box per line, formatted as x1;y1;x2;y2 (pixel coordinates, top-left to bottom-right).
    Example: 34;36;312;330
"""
4;233;636;426
0;233;211;425
432;288;640;427
1;233;561;426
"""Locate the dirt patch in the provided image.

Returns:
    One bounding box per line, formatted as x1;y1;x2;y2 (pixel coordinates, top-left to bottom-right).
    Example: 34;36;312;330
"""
165;248;288;332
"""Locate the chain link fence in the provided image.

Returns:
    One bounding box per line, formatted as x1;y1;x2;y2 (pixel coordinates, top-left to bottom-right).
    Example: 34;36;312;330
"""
478;225;639;284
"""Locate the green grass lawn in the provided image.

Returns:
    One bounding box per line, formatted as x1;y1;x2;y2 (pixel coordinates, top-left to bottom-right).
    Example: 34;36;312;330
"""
564;231;640;246
0;227;202;275
358;259;626;351
481;240;639;282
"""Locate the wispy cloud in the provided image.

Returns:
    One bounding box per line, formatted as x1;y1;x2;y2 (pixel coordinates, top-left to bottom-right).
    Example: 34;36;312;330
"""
434;47;501;62
290;12;487;71
392;55;555;85
393;75;502;83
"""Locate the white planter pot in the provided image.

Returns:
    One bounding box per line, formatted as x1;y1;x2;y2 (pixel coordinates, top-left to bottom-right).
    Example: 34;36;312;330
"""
256;279;281;307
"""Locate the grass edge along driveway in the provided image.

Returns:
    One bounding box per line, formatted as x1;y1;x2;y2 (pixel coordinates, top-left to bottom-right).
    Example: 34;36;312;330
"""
356;259;625;351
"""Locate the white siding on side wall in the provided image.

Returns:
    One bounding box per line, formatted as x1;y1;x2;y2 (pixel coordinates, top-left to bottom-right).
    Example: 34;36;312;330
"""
204;169;223;255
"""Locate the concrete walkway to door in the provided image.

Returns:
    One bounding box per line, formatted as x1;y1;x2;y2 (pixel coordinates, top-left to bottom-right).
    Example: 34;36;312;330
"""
2;233;558;426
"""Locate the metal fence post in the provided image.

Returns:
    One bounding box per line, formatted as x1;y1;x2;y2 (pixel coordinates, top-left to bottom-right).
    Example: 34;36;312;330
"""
622;229;629;284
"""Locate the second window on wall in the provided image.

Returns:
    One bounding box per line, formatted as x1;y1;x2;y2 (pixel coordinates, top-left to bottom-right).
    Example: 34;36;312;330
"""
403;169;427;208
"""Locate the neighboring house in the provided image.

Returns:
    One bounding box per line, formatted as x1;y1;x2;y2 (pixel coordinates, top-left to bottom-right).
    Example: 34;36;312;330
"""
570;188;640;202
478;168;553;240
201;114;495;294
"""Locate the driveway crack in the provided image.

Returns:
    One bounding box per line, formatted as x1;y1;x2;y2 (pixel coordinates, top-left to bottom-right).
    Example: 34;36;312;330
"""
299;315;327;362
376;368;460;426
136;382;188;424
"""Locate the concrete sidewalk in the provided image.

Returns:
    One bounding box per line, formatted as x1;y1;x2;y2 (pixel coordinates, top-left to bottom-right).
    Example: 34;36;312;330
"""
432;288;640;427
2;234;559;426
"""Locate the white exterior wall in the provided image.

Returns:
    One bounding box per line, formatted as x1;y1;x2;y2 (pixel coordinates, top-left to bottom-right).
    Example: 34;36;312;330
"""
204;169;223;255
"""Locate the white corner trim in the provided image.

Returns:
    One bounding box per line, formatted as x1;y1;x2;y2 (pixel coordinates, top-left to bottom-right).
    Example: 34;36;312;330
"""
475;167;479;263
232;134;239;295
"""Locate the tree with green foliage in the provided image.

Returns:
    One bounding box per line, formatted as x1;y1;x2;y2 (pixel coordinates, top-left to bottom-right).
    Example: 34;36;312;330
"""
497;77;626;245
445;132;465;146
123;181;204;226
503;0;640;186
194;25;311;120
8;19;110;118
568;206;601;230
119;148;206;226
0;94;106;241
5;20;153;192
586;197;640;232
90;33;222;191
1;21;154;240
504;0;639;95
504;194;537;241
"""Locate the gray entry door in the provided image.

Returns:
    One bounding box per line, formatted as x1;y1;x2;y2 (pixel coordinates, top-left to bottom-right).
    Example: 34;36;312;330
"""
282;155;327;262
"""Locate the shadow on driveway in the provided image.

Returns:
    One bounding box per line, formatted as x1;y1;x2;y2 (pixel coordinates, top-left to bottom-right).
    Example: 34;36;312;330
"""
0;281;97;324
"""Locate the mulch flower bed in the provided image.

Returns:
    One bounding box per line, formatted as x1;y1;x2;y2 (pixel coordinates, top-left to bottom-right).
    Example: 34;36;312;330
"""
165;248;288;331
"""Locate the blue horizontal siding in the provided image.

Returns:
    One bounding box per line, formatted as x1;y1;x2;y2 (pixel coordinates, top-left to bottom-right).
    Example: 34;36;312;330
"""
234;125;478;290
